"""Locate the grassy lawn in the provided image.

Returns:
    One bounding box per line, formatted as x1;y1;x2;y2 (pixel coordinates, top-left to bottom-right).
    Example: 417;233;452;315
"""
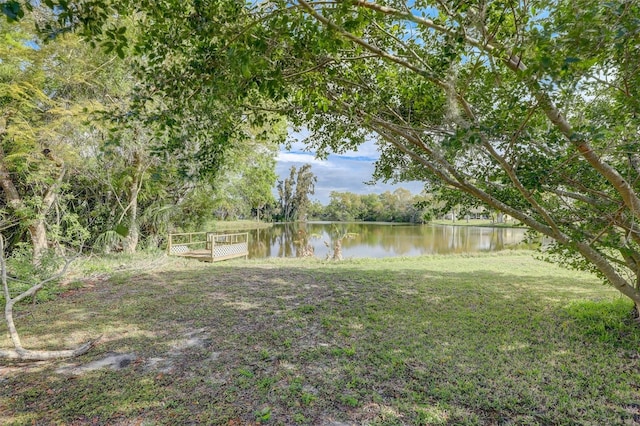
1;252;639;425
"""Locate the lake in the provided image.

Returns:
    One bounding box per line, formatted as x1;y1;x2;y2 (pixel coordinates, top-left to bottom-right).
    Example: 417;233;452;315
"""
246;222;531;259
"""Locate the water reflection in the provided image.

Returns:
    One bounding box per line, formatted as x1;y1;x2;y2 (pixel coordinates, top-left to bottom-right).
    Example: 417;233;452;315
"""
247;222;530;259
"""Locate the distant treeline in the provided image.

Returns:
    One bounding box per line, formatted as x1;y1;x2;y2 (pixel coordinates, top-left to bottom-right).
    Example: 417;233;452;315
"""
311;189;432;223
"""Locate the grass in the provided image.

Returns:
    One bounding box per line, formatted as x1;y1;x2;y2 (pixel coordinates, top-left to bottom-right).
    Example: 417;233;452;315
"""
204;220;273;232
1;252;640;425
429;219;525;228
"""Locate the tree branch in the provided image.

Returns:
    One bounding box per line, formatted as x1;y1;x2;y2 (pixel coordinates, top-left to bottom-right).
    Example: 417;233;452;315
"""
342;0;640;220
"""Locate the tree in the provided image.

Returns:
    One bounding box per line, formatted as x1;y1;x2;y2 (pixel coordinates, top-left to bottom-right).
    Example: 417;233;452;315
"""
242;155;278;222
267;0;640;314
0;4;287;257
210;118;284;222
359;194;383;222
0;9;177;257
93;126;159;254
307;199;324;220
0;235;97;359
322;189;424;222
16;1;640;313
277;167;296;222
325;191;363;221
277;164;317;222
0;13;115;262
378;189;415;223
293;164;318;221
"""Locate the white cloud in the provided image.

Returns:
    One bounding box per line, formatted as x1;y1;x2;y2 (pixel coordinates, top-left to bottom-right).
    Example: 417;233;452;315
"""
276;152;332;167
276;130;425;204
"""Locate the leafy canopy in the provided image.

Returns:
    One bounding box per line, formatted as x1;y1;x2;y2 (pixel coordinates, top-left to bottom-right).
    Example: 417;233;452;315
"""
6;0;640;308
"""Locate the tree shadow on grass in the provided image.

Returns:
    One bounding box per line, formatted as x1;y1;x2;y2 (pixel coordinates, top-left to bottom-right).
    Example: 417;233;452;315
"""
1;262;640;425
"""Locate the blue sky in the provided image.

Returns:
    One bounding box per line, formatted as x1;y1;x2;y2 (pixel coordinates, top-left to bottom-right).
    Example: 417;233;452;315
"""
276;134;425;205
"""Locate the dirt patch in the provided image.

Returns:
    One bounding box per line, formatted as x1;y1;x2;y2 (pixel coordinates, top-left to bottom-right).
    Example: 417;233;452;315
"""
56;328;216;375
56;352;138;375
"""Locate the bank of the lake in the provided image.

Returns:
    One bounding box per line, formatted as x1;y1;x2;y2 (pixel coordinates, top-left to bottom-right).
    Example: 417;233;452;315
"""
2;252;639;425
207;220;273;231
429;218;526;228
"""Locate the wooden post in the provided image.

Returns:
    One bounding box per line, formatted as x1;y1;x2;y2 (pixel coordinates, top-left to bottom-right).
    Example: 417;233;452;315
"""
167;234;172;255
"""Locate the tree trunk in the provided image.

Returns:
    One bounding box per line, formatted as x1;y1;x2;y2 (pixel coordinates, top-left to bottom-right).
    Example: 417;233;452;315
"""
28;220;49;264
0;235;98;360
0;145;65;263
0;146;23;210
122;195;139;254
31;164;66;263
122;152;143;254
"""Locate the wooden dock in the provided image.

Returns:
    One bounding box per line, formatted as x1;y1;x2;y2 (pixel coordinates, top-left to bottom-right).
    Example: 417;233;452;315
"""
167;232;249;262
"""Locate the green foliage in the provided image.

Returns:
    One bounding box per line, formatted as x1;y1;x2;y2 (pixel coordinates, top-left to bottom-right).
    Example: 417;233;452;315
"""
0;4;286;258
0;244;64;304
320;189;431;223
93;230;125;253
1;1;25;22
0;11;125;258
254;406;272;422
208;120;283;222
8;0;640;307
276;164;317;222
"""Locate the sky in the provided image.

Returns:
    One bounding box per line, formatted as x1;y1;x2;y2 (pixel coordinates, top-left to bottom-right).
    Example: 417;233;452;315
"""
276;131;425;205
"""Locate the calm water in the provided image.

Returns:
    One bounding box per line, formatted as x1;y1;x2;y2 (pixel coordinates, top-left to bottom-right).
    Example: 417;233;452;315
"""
247;222;530;259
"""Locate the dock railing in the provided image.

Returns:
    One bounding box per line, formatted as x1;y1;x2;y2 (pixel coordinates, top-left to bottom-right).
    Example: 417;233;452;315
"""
167;232;249;262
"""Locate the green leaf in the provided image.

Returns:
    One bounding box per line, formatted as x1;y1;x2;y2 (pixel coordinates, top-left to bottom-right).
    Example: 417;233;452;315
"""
103;41;114;54
1;1;24;22
241;62;251;78
115;224;129;237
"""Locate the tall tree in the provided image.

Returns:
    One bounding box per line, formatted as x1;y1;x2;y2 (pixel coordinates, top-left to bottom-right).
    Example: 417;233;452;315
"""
277;164;317;222
277;167;296;222
292;164;317;221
